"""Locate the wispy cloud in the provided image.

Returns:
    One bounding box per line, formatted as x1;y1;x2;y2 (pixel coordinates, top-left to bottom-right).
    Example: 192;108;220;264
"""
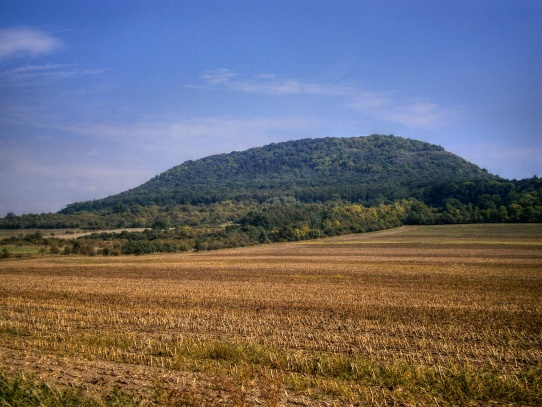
0;63;103;85
347;92;450;130
201;68;350;96
200;69;451;130
0;27;62;60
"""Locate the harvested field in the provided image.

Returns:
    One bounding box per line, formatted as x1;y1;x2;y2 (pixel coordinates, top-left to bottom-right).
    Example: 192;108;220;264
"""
1;224;541;406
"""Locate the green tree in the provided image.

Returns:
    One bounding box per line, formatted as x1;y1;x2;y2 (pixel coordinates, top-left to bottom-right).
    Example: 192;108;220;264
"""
152;218;169;230
404;200;434;225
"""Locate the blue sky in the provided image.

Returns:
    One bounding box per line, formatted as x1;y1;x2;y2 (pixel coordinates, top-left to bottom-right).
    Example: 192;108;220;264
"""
1;1;541;215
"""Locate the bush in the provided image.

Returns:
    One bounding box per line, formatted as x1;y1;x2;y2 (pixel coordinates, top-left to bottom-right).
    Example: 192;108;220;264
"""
1;248;10;259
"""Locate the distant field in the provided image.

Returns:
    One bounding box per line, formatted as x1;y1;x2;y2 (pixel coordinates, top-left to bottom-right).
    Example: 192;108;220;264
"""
0;245;41;254
0;227;147;239
1;224;541;406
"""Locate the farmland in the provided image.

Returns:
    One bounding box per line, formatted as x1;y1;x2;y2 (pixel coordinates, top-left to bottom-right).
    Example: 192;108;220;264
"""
1;224;541;406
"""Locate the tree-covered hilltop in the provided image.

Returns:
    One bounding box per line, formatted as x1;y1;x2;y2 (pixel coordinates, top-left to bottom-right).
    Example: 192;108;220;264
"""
1;135;541;255
60;135;497;212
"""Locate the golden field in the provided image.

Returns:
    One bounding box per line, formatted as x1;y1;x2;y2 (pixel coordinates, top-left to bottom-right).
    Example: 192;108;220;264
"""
1;224;541;406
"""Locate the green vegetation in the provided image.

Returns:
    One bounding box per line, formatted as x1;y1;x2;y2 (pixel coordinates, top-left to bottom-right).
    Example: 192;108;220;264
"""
58;135;496;211
0;199;422;255
0;371;141;406
1;135;541;256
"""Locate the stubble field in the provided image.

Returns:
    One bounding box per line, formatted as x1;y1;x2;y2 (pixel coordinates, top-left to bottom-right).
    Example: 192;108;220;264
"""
1;224;541;406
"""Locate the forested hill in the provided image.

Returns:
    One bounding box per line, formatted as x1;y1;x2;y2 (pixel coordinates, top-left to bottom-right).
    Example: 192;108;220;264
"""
62;135;497;213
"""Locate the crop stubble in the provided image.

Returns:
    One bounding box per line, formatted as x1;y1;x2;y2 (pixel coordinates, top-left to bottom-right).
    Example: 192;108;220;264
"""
0;224;541;405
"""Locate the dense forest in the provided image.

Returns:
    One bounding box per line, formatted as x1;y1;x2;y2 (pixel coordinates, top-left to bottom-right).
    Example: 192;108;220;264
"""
1;135;541;256
59;135;497;211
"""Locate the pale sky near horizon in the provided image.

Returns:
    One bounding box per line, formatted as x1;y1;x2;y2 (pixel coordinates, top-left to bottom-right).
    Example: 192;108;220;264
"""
1;0;541;215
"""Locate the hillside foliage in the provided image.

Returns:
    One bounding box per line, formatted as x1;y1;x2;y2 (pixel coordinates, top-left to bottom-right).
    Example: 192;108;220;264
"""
1;135;541;255
60;135;496;211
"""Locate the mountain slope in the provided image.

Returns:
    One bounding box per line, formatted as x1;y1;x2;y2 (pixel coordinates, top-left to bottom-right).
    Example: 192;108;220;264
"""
61;135;498;213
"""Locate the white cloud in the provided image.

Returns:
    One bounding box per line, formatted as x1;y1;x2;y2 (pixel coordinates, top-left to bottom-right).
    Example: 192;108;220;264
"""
201;68;350;96
201;68;239;85
201;69;451;130
0;27;62;60
346;92;450;130
0;64;104;87
2;64;68;80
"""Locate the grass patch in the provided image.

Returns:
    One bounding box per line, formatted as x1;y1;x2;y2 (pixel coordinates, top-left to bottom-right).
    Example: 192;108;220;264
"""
0;324;31;337
0;371;140;406
168;338;542;404
0;245;41;254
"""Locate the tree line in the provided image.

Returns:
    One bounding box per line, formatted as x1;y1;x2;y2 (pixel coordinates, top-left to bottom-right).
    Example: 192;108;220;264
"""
2;177;541;231
2;183;541;257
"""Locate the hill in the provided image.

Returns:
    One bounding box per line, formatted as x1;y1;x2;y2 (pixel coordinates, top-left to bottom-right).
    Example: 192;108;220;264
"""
61;135;497;213
1;135;541;253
